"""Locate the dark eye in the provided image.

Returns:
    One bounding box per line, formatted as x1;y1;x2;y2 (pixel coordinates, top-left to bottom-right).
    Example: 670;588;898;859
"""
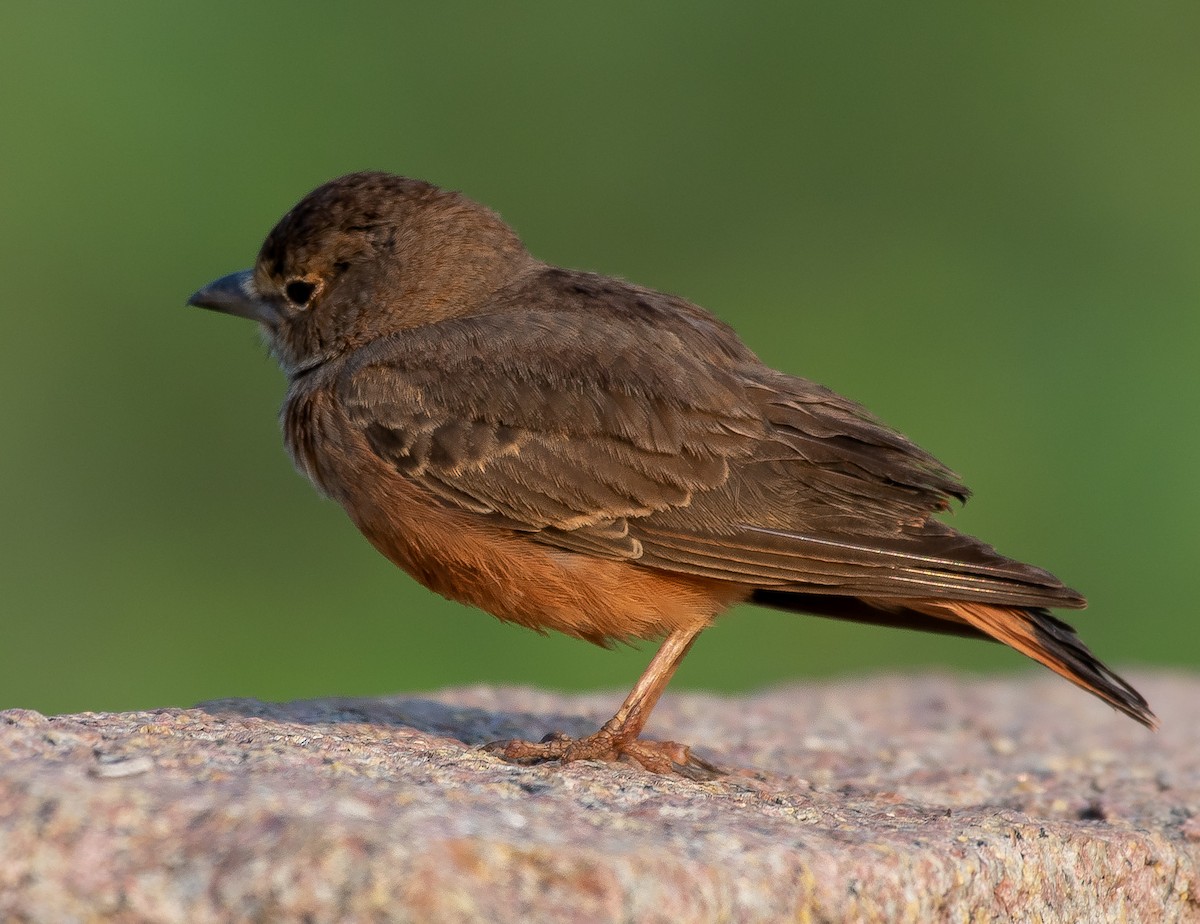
285;279;317;306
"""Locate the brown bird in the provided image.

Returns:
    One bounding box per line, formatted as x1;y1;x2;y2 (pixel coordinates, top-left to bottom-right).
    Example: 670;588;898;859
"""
189;171;1155;777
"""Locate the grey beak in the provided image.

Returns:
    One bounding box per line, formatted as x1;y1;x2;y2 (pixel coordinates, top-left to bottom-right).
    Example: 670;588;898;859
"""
187;270;272;323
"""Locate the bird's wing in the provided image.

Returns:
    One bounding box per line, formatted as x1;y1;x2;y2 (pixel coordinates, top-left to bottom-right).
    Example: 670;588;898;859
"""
338;269;1078;607
630;368;1084;607
338;289;764;558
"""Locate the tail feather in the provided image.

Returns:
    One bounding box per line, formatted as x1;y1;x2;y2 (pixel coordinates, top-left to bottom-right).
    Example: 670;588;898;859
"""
751;589;1157;728
913;600;1157;729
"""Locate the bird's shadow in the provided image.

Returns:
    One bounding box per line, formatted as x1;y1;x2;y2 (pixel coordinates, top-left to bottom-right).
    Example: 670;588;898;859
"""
196;693;602;749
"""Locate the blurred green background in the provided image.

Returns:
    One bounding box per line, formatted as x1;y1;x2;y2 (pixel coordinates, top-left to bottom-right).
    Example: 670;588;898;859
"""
1;3;1196;717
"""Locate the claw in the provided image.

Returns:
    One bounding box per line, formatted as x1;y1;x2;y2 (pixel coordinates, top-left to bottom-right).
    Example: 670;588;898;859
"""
480;732;723;779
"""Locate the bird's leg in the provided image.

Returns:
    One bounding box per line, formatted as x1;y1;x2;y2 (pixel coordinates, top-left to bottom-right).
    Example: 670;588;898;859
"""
483;625;720;779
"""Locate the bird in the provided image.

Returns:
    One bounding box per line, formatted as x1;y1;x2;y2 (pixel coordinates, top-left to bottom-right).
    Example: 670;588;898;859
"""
188;171;1155;778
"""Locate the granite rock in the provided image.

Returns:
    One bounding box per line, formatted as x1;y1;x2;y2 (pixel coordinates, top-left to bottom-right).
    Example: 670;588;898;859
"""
1;673;1198;922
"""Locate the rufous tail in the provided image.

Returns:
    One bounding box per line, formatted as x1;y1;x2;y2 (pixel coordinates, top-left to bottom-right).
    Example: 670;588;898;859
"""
912;600;1157;729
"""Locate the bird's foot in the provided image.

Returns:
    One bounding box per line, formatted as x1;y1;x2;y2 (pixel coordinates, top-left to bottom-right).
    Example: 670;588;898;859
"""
482;729;721;780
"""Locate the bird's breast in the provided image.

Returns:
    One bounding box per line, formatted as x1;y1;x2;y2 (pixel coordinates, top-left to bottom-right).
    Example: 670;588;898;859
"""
281;381;350;501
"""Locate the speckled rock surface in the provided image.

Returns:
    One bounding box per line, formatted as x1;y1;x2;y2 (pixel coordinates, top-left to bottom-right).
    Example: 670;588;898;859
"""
1;673;1197;922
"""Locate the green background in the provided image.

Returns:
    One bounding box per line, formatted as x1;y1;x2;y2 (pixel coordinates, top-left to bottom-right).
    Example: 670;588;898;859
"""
1;4;1196;717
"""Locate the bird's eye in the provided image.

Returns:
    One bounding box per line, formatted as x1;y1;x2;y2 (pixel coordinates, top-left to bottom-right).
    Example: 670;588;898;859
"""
285;279;317;306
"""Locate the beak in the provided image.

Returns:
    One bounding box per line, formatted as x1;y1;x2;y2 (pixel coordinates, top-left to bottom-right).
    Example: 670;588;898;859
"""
187;270;274;323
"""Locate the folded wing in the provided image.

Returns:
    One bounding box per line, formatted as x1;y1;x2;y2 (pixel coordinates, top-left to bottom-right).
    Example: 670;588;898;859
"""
339;269;1081;609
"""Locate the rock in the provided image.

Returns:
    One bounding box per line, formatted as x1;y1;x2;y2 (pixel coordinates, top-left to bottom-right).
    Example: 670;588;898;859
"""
1;673;1197;922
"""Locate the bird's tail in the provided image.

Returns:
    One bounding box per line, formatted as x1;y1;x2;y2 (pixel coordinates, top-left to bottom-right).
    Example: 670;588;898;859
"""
752;590;1156;728
908;599;1157;729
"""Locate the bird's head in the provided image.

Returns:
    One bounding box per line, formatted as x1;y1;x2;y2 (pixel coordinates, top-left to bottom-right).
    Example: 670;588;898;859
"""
188;171;532;376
